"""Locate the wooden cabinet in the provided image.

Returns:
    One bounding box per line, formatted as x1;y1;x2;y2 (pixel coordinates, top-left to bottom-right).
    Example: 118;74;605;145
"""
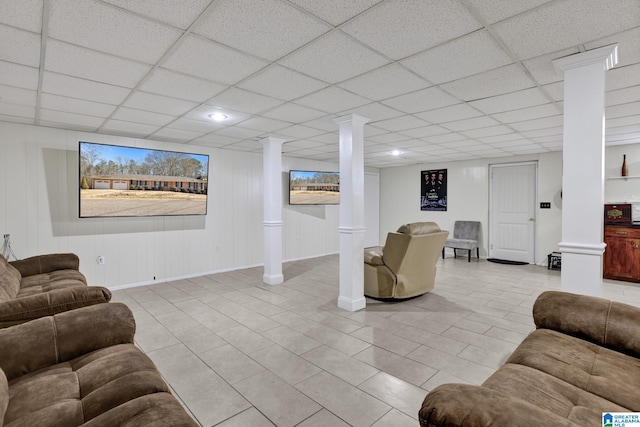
604;225;640;282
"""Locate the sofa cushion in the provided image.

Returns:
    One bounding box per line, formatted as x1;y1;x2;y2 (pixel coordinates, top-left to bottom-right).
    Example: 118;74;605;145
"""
397;222;441;235
483;363;628;425
18;269;87;292
4;343;188;426
506;328;640;411
442;238;478;250
0;257;21;302
0;369;7;426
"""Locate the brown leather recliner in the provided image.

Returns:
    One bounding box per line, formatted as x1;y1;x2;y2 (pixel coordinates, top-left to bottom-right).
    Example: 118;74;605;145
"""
364;222;448;300
0;253;111;328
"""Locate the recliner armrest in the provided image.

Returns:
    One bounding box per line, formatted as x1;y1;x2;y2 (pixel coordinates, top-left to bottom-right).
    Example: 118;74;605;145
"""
364;248;384;265
10;253;80;277
534;291;640;358
420;383;583;427
0;302;135;381
0;286;112;328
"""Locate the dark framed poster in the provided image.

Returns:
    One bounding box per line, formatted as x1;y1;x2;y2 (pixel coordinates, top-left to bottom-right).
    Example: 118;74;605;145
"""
421;169;447;211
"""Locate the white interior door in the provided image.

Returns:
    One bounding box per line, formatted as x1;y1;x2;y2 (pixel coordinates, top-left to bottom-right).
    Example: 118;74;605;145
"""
490;163;537;263
364;172;380;248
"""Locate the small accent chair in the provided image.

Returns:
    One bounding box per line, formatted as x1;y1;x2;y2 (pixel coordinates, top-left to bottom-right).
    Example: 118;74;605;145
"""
442;221;481;262
364;222;449;300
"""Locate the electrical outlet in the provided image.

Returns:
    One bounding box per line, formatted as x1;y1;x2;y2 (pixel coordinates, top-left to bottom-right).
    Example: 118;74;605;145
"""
96;256;105;265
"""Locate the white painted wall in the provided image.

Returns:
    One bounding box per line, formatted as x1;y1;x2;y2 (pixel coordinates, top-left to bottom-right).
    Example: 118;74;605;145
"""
379;152;564;265
0;122;379;288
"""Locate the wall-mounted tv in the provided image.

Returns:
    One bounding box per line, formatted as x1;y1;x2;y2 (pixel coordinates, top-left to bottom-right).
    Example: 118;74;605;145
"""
79;141;209;218
289;170;339;205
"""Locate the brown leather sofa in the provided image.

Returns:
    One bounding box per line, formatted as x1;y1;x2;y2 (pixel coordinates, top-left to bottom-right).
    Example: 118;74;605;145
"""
0;302;198;426
364;222;448;299
0;253;111;328
419;291;640;426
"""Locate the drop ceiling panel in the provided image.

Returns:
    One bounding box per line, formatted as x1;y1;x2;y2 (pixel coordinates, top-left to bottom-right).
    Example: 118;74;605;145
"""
346;102;404;122
0;25;41;68
382;87;459;114
237;65;328;101
0;61;39;90
41;72;130;105
401;30;513;84
371;115;429;132
463;0;552;25
442;116;500;132
0;0;42;33
195;0;330;61
441;64;536;101
607;86;640;107
237;116;290;133
122;92;198;116
367;132;410;144
469;87;551;114
342;0;482;60
209;88;284;115
606;64;640;92
337;63;429;101
100;119;161;136
162;35;269;85
39;109;104;128
491;103;561;123
111;107;175;126
169;118;225;134
510;115;563;132
522;48;579;85
100;0;212;30
423;133;469;144
462;125;513;139
275;125;325;139
139;69;228;103
492;0;640;61
0;101;35;118
262;103;326;123
40;93;116;118
286;0;383;26
150;127;205;142
0;85;36;107
213;126;264;139
414;103;484;124
295;86;370;113
49;0;182;64
398;125;449;139
607;102;640;119
45;40;152;88
280;30;389;84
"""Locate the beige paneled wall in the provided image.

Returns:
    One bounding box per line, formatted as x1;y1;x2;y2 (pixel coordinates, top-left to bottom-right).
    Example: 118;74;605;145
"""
0;121;362;288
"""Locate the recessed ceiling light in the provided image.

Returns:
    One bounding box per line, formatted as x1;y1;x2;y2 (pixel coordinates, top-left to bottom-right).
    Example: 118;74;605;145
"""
208;112;228;121
391;150;402;156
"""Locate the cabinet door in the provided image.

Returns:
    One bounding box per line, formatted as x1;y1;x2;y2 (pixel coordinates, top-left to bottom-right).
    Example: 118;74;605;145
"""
604;237;639;279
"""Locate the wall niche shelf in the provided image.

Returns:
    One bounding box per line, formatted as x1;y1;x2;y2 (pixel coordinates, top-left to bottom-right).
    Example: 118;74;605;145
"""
607;176;640;181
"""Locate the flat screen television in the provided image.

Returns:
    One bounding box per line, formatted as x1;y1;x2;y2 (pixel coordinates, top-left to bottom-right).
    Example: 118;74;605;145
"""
289;170;339;205
79;141;209;218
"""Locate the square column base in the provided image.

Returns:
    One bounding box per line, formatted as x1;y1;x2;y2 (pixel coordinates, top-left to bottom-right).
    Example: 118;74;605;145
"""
337;296;366;312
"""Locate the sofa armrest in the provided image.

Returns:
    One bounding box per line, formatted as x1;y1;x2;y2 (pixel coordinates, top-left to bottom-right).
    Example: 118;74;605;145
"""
364;247;384;265
0;302;135;381
533;291;640;358
0;286;112;328
9;253;80;277
420;384;583;427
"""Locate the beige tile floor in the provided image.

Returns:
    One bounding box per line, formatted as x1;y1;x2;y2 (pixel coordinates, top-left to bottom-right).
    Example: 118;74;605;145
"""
111;255;640;427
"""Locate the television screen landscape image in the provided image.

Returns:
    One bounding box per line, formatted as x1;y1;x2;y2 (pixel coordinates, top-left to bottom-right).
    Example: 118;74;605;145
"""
289;170;339;205
79;142;209;218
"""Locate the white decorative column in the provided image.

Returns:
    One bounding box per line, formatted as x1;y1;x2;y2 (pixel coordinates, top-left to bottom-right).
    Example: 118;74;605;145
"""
334;114;370;311
553;44;618;296
260;136;285;285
